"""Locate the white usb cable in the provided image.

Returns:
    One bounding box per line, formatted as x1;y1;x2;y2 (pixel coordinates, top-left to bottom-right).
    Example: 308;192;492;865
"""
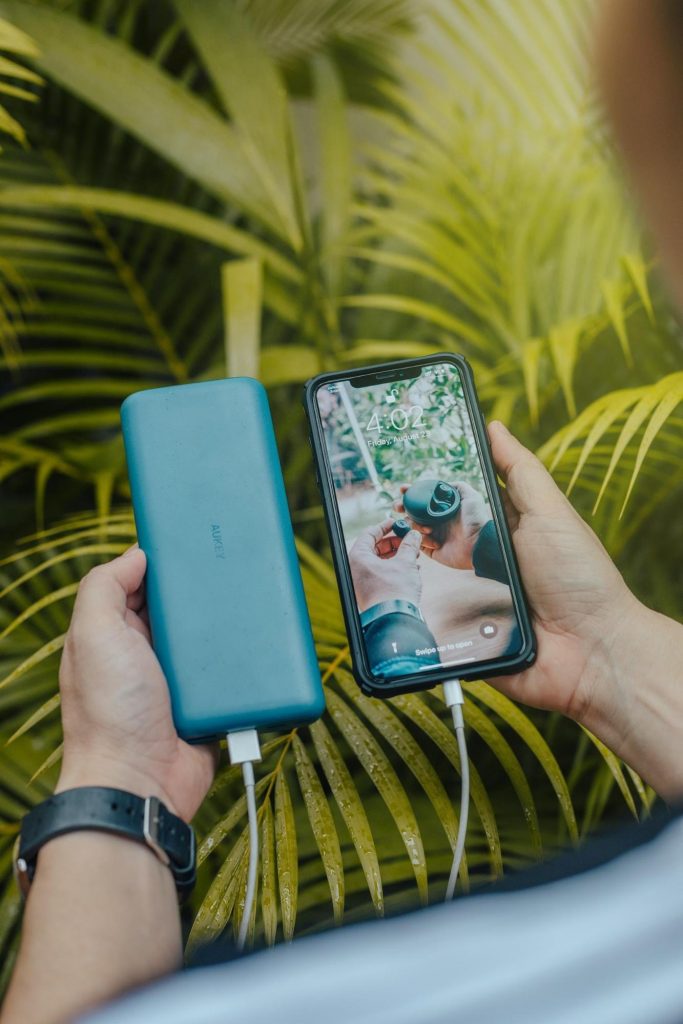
442;679;469;901
226;729;262;951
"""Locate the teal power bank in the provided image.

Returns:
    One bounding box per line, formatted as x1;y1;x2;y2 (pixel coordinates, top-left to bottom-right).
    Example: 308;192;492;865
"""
120;378;325;741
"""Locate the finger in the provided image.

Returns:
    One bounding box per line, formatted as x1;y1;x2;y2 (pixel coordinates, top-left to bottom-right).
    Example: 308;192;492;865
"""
420;536;439;552
124;606;151;642
488;421;566;516
73;547;147;626
499;487;520;532
128;577;146;613
452;480;480;501
376;535;400;558
395;529;422;561
352;518;394;557
396;514;431;536
392;484;410;512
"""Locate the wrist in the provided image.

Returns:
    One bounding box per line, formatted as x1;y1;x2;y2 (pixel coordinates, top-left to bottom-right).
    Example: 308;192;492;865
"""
360;600;424;629
56;752;181;820
577;596;683;801
359;588;420;612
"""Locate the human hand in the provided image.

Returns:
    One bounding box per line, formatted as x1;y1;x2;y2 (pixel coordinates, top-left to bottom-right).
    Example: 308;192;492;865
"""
394;480;490;569
56;547;218;822
348;518;423;612
487;421;683;800
485;421;635;719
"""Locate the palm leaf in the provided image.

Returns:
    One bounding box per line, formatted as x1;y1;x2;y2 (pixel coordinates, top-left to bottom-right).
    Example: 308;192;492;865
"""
175;0;304;251
0;15;42;146
390;692;503;877
309;717;384;914
0;0;295;241
463;683;578;843
187;828;248;958
313;53;351;302
351;0;650;422
579;726;637;822
326;687;428;903
260;797;278;943
335;670;469;885
539;373;683;518
222;258;262;379
292;733;344;923
236;0;412;65
273;771;298;940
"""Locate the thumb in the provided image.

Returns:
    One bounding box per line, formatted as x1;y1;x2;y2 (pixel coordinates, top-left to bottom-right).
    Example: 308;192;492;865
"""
488;421;566;516
353;518;393;556
395;529;422;561
73;547;147;625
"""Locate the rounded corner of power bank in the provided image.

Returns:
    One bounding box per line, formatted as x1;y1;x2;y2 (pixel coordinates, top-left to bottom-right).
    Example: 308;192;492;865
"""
275;691;327;729
120;389;143;420
308;689;328;722
234;375;267;400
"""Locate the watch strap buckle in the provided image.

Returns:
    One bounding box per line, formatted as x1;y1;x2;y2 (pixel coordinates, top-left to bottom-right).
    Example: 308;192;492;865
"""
13;836;31;899
143;795;171;866
143;795;195;892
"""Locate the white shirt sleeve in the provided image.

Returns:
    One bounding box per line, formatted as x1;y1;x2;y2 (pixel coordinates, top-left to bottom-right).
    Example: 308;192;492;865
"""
83;816;683;1024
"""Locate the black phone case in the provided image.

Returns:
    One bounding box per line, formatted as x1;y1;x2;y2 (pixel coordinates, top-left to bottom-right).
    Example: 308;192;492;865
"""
303;352;536;698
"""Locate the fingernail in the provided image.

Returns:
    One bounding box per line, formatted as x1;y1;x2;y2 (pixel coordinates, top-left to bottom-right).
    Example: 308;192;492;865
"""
490;420;509;436
121;544;138;558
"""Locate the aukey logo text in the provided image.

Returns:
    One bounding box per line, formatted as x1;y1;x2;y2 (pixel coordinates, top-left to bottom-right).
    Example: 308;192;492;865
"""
210;523;226;559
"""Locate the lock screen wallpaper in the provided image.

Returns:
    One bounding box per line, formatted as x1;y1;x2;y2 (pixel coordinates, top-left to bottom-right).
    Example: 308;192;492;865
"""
316;362;522;680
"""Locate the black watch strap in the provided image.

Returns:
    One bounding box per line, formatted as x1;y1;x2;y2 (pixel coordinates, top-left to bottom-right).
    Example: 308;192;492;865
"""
15;787;195;900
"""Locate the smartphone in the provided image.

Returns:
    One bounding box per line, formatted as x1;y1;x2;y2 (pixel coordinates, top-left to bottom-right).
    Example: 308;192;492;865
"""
121;377;325;740
304;353;535;697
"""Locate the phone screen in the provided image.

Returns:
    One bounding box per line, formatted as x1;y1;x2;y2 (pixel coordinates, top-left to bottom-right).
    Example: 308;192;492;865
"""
315;360;523;681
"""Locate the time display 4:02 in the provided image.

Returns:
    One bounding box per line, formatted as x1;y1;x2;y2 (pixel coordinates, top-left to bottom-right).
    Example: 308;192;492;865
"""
366;405;424;433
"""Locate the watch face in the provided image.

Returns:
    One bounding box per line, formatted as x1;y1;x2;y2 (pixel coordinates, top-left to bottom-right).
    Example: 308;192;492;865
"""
317;361;524;683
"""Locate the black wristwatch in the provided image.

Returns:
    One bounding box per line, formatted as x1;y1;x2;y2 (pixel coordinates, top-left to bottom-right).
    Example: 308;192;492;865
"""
14;787;196;901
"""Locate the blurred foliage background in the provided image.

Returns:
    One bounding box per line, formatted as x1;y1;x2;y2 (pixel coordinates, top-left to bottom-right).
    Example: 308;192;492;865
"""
0;0;681;986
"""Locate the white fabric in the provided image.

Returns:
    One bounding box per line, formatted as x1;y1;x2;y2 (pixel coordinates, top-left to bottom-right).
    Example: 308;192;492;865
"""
85;818;683;1024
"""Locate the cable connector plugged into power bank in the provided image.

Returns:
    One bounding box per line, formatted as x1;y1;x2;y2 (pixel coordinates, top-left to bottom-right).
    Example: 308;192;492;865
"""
227;729;262;766
226;728;262;951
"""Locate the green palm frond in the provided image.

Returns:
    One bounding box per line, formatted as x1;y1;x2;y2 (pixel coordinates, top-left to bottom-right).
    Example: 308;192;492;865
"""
0;1;299;243
0;15;42;363
236;0;413;64
538;373;683;539
0;15;41;146
350;0;657;424
0;144;237;522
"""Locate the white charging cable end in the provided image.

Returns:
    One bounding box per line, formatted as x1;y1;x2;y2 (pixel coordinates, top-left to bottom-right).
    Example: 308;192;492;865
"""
226;729;261;951
443;679;469;901
227;728;262;766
